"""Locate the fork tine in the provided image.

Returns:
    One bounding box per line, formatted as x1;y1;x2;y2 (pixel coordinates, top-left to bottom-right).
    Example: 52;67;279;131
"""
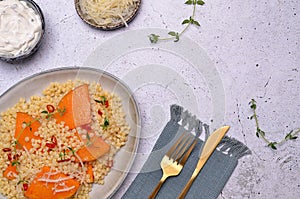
171;133;191;160
165;132;186;157
173;134;193;161
179;137;197;165
166;132;194;162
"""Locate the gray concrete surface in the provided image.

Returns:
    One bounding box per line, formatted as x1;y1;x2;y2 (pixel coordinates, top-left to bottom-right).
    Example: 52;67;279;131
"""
0;0;299;198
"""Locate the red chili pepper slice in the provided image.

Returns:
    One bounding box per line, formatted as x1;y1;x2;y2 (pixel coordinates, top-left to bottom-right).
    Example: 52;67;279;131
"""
51;136;57;145
46;105;55;113
7;153;12;161
98;109;103;116
57;158;71;163
2;148;11;152
46;142;56;149
23;183;28;191
105;101;109;108
13;154;21;160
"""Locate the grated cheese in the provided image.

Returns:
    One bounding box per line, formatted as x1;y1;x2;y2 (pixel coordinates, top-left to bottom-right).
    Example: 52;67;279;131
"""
7;171;17;178
54;186;75;194
23;146;33;169
38;176;73;183
45;171;60;176
79;0;137;26
74;152;86;184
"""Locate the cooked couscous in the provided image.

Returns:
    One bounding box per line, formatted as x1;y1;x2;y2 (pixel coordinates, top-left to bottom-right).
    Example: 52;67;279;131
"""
0;80;130;199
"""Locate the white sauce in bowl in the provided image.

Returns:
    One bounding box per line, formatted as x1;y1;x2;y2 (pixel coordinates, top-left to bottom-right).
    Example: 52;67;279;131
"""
0;0;42;57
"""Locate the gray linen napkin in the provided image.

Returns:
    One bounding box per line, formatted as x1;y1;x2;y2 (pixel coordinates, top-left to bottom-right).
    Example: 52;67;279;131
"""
121;105;251;199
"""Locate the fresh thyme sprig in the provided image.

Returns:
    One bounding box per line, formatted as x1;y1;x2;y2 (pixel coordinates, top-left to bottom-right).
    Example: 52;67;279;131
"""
148;0;205;43
101;117;110;130
249;99;299;150
12;160;21;166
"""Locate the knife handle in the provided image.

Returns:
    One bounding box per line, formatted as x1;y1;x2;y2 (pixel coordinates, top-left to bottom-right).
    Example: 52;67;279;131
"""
177;158;206;199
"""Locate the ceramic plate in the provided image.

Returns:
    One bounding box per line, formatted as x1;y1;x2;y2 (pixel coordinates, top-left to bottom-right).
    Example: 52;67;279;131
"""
0;67;141;199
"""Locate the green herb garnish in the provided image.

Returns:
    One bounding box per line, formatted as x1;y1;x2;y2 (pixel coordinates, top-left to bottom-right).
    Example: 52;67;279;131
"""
148;0;205;43
41;110;54;119
17;179;28;185
59;149;66;160
249;99;299;150
101;117;110;130
85;132;93;146
57;107;66;116
67;147;76;155
95;96;107;105
13;140;22;150
12;160;20;166
22;121;32;130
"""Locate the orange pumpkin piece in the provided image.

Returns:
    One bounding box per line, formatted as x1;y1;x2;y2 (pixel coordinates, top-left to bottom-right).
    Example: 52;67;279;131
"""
3;163;18;180
54;90;75;129
76;135;110;162
86;163;94;183
14;112;42;150
54;84;91;129
72;84;92;127
24;166;80;199
54;84;110;162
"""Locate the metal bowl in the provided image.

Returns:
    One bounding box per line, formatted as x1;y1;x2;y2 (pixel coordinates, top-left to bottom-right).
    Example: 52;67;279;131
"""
74;0;141;30
0;0;45;63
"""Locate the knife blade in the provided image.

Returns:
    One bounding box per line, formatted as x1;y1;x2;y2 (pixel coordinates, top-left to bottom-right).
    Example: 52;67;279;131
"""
177;126;230;199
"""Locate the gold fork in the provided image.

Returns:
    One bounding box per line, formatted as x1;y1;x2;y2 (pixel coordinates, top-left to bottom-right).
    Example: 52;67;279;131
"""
148;132;197;199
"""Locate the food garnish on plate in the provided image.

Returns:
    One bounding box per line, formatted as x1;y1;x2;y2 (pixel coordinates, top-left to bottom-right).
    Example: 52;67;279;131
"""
0;80;130;198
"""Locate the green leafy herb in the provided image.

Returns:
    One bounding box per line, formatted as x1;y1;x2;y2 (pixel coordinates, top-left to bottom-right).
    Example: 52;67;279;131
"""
95;96;107;105
148;34;160;43
67;147;76;155
12;160;20;166
185;0;193;4
101;117;110;130
85;132;93;146
268;142;278;150
182;16;200;26
22;121;32;129
41;110;54;119
197;0;205;5
13;140;22;151
86;133;91;141
42;105;66;118
17;179;28;185
59;149;66;160
17;180;24;185
249;99;299;150
57;107;66;116
148;0;205;43
168;31;180;42
22;122;33;132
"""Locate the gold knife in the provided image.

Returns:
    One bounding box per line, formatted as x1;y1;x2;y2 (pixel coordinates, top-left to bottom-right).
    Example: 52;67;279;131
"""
178;126;230;199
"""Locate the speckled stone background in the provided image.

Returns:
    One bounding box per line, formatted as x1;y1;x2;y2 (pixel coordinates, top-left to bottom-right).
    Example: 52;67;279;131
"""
0;0;299;199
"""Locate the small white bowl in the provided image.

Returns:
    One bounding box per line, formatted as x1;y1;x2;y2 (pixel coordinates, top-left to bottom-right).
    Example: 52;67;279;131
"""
0;0;45;63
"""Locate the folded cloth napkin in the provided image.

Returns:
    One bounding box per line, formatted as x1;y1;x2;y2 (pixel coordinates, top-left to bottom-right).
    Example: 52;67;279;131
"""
121;105;251;199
